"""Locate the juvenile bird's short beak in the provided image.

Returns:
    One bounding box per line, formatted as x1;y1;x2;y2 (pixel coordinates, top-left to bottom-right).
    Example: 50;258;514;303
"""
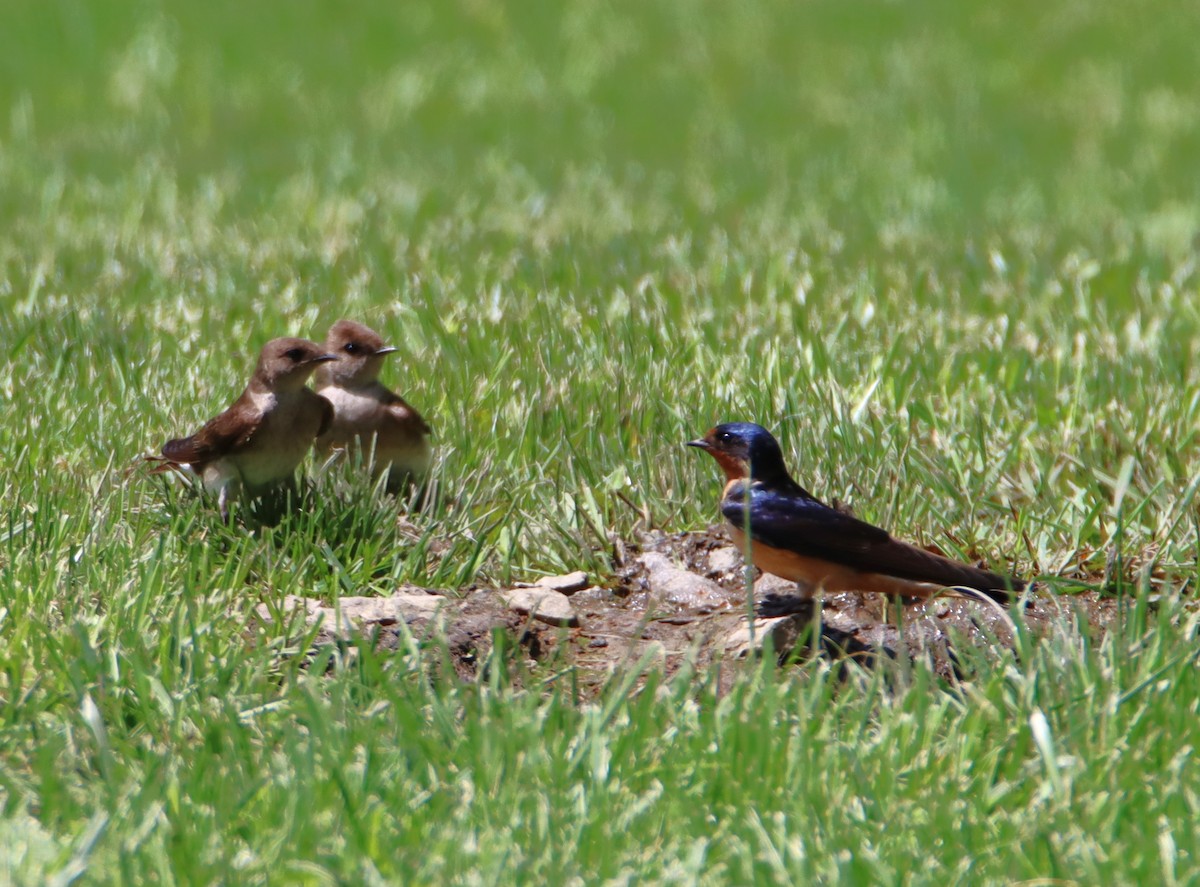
686;438;712;450
310;353;339;364
374;346;398;356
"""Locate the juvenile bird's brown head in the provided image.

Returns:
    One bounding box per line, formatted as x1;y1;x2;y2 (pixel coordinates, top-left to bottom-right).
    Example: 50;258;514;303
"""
318;319;397;388
254;337;337;392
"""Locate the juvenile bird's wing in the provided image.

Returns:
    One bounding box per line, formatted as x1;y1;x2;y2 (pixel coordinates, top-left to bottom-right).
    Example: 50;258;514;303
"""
723;484;1022;595
161;394;259;465
311;390;335;438
379;389;431;435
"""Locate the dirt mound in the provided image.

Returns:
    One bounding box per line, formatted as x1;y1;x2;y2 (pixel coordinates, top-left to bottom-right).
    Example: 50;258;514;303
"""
256;528;1123;694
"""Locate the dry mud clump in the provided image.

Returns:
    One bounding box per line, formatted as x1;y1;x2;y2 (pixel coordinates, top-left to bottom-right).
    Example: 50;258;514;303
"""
255;528;1126;695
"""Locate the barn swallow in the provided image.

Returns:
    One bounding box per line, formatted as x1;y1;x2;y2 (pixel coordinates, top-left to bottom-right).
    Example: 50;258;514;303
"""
154;338;336;521
313;319;432;492
688;422;1024;602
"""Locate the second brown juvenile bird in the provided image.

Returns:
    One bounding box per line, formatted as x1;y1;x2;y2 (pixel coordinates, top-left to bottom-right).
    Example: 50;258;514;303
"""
314;320;432;492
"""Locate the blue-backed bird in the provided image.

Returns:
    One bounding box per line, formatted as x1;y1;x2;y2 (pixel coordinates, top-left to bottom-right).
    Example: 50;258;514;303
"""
688;422;1024;603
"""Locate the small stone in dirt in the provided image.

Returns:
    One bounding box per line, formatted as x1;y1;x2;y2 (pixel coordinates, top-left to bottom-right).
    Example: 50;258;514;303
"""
707;545;742;575
394;591;450;607
725;614;811;660
589;637;609;648
534;571;590;594
568;586;610;605
342;593;450;624
257;592;453;642
498;588;580;627
754;572;813;599
638;552;737;612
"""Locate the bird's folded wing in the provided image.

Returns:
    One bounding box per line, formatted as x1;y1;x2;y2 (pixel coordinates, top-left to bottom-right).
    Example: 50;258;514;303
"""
161;402;257;464
312;390;335;438
723;487;1021;592
381;391;431;435
723;487;887;557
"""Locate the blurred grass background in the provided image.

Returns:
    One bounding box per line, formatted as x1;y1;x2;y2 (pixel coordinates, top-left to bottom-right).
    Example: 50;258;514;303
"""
4;0;1200;882
5;0;1200;244
4;0;1200;585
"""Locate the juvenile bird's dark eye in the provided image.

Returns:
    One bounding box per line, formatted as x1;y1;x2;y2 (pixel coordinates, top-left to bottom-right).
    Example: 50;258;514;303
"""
284;347;305;361
344;342;360;354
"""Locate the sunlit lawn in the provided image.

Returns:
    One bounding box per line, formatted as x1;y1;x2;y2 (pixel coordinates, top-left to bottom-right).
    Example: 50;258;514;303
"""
3;1;1200;882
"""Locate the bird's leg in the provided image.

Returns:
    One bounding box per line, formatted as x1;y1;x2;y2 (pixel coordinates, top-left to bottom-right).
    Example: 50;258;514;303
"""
218;485;231;523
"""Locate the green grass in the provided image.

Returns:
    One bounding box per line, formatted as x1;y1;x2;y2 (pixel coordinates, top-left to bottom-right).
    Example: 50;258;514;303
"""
3;0;1200;882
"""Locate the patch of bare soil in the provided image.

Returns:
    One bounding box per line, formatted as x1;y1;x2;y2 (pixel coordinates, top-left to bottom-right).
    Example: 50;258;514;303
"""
256;527;1128;694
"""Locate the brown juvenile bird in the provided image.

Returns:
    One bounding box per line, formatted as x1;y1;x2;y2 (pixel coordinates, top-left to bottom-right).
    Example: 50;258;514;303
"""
156;338;336;521
688;422;1025;603
314;319;432;492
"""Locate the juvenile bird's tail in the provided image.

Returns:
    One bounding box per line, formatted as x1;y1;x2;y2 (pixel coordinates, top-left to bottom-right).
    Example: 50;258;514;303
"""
140;454;194;478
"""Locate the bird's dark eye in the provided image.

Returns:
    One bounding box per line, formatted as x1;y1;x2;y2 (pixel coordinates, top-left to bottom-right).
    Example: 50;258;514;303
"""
284;347;305;362
343;342;360;354
718;430;733;441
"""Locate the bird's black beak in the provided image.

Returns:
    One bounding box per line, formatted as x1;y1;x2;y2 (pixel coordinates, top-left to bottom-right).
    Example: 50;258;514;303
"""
374;346;398;357
310;353;339;364
686;438;712;451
